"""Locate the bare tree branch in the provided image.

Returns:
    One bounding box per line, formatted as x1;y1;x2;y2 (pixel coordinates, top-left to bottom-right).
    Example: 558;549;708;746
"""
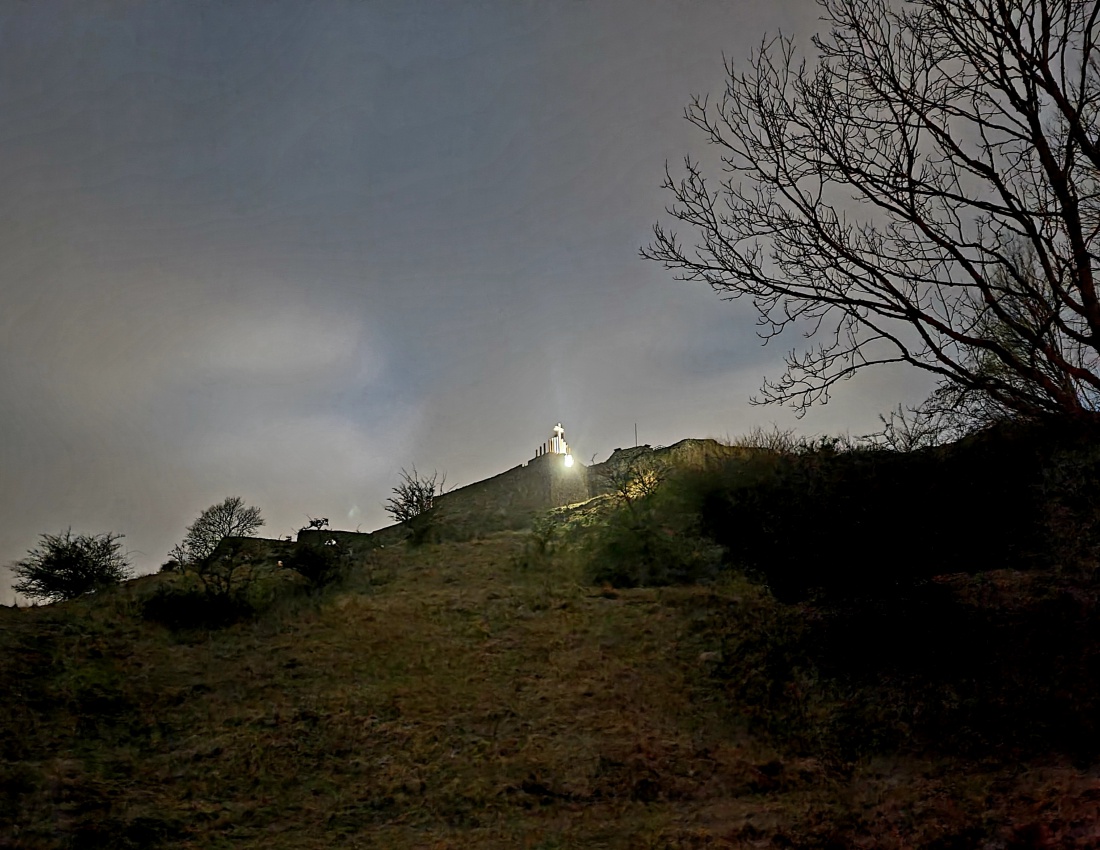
170;496;265;598
384;467;446;524
644;0;1100;422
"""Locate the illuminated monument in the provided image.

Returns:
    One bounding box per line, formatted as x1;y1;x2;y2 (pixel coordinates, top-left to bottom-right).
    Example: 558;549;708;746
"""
534;423;575;467
294;421;747;545
399;421;587;535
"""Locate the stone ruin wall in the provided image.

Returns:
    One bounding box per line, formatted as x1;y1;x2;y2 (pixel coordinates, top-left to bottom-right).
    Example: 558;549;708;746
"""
429;451;590;528
587;438;757;496
422;437;747;523
283;438;755;547
547;456;590;507
295;529;379;550
207;535;299;567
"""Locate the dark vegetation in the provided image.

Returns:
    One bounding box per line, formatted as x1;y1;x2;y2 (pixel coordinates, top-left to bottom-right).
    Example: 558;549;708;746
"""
584;454;724;589
702;418;1100;603
577;417;1100;598
384;466;445;525
380;467;451;547
168;496;266;601
10;530;131;603
569;416;1100;773
139;582;257;630
152;496;272;629
282;540;350;590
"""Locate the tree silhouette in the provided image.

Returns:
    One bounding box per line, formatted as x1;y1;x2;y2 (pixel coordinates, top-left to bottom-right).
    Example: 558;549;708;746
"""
11;529;131;603
645;0;1100;423
171;496;264;565
169;496;265;597
384;467;445;524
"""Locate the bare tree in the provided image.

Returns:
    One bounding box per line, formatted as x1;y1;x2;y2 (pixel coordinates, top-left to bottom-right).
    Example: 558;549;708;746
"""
599;453;670;516
864;404;960;450
171;496;265;565
644;0;1100;422
11;529;131;603
384;467;446;524
732;424;801;453
184;538;265;599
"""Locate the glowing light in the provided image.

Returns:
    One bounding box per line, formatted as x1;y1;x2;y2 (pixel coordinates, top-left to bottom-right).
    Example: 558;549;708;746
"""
564;454;574;468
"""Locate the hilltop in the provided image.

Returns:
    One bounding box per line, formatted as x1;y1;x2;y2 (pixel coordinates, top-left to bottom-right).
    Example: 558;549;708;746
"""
4;426;1100;848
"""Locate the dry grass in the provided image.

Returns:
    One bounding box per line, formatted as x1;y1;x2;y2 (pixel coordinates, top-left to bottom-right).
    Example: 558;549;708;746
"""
3;533;1100;848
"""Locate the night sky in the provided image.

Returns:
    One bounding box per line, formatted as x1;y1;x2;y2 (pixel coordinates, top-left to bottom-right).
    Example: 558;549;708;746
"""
0;1;931;602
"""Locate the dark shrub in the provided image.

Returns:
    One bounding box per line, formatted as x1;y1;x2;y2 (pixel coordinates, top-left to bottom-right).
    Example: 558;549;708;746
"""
1038;431;1100;571
514;516;559;571
701;418;1100;602
282;543;346;589
405;510;441;546
140;584;253;630
586;473;724;588
11;529;132;603
588;513;722;588
385;467;445;524
170;496;264;568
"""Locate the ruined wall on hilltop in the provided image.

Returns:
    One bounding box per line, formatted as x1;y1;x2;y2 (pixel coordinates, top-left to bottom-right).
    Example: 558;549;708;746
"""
588;438;760;496
662;438;759;468
207;536;298;566
430;452;590;527
295;529;379;551
367;438;752;540
547;454;590;507
319;438;759;543
421;438;744;526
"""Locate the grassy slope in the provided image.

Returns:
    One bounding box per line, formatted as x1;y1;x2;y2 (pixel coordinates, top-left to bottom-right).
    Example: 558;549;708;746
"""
3;532;1100;849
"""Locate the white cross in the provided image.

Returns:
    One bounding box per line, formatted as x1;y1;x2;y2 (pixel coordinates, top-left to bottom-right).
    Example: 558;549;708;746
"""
553;423;564;438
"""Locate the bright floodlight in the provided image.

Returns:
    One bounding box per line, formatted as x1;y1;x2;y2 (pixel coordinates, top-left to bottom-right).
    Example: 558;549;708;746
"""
564;454;574;468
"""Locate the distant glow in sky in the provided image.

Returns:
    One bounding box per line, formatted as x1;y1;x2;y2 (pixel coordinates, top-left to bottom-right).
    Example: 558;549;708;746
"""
0;0;932;604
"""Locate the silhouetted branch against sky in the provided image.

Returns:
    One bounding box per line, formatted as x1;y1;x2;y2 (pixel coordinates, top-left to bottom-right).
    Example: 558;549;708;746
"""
645;0;1100;421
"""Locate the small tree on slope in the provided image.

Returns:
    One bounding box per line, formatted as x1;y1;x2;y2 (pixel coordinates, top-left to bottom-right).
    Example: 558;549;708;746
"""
12;529;132;603
169;496;264;597
171;496;265;565
384;467;446;524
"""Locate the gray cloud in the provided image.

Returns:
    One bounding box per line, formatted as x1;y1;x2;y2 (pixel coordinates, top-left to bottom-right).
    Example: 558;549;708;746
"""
0;1;924;604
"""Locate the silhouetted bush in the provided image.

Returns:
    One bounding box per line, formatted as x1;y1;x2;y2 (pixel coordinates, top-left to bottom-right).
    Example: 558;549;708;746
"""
514;516;559;571
141;584;253;630
405;509;441;546
699;418;1100;602
282;543;346;590
587;511;723;588
385;467;446;525
10;529;132;603
586;464;724;588
1038;434;1100;571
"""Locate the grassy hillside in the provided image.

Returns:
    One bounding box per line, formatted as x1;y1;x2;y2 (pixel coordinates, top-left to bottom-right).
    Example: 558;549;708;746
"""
5;423;1100;848
4;528;1100;848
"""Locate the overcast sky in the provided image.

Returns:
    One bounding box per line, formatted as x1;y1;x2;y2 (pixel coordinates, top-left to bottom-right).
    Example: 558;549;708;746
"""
0;0;934;603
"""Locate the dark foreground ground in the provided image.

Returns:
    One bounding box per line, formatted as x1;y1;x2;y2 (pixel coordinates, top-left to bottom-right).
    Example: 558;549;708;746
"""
3;533;1100;848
